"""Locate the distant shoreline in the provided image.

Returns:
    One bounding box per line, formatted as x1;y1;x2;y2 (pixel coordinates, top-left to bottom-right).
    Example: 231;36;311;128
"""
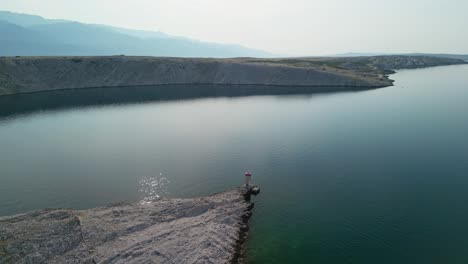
0;84;381;119
0;55;464;97
0;82;387;97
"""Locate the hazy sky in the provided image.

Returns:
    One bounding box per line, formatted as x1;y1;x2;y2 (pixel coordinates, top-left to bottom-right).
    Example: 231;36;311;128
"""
1;0;467;55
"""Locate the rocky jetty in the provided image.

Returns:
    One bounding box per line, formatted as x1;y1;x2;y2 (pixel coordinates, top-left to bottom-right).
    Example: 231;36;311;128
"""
0;188;256;264
0;55;464;96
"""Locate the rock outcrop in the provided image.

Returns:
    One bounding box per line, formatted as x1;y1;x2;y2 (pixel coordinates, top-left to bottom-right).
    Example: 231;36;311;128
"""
0;188;254;264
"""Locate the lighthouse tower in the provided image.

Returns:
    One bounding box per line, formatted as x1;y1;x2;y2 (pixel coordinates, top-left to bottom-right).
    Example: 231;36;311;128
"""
244;171;252;186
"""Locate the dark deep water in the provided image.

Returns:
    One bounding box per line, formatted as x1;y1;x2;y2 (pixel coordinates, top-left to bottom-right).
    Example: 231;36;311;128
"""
1;65;468;263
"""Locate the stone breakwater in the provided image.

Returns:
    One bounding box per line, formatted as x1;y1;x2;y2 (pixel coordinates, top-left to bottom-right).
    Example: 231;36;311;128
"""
2;55;464;97
0;188;256;264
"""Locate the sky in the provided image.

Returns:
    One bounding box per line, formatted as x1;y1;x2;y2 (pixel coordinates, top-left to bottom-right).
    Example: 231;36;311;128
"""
0;0;467;56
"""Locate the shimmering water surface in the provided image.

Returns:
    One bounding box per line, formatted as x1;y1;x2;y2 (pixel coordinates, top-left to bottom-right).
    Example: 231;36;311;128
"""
1;65;468;263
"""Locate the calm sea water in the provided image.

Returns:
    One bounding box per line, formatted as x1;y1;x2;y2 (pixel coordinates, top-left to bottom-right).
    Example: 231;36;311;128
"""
1;65;468;263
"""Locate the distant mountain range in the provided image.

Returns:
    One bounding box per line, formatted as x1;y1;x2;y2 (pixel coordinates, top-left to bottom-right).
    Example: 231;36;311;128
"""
335;52;468;61
1;11;468;60
0;11;272;57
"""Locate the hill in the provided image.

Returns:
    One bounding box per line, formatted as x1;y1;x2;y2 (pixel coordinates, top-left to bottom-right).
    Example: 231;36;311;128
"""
0;11;272;57
0;55;465;97
336;52;468;62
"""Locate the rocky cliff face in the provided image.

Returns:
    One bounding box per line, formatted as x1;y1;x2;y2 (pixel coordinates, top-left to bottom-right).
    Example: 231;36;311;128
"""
0;189;254;264
0;56;464;97
0;56;389;96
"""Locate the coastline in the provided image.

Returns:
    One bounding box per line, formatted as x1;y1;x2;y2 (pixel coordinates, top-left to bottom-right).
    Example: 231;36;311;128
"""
0;188;257;264
0;82;389;98
1;55;464;97
0;83;386;119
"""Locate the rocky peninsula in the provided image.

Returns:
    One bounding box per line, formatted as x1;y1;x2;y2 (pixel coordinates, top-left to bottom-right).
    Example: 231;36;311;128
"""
0;55;465;96
0;188;256;264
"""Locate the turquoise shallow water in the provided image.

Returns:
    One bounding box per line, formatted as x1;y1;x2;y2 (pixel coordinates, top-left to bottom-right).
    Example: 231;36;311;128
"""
1;65;468;263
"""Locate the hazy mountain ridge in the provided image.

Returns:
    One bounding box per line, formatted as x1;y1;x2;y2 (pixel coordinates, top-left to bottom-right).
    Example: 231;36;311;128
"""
336;52;468;61
2;11;467;59
0;10;272;57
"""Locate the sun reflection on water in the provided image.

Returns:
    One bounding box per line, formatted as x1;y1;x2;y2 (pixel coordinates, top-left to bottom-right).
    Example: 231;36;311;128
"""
139;173;170;204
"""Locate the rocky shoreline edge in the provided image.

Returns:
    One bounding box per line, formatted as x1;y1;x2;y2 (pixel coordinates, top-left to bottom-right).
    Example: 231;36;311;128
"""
1;55;465;97
0;187;258;264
